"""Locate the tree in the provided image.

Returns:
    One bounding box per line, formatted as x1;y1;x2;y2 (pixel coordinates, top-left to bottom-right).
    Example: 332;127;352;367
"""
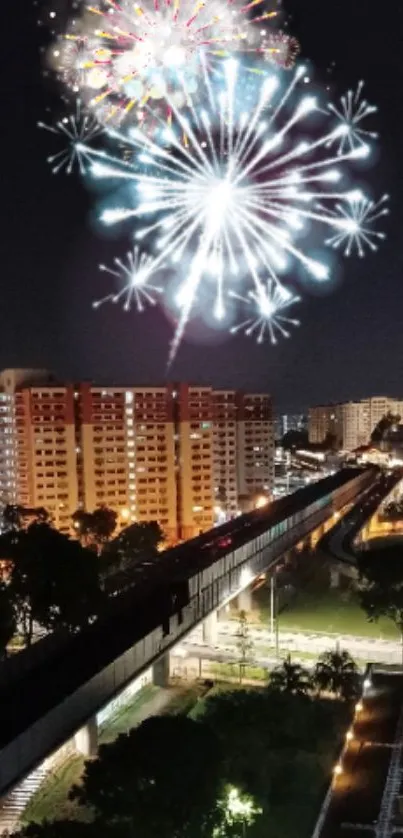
370;412;401;444
105;521;165;569
235;610;254;684
322;431;337;451
1;523;103;646
1;505;50;532
201;688;348;819
269;654;310;696
91;507;118;546
313;649;359;700
70;715;223;838
281;430;309;451
357;545;403;661
12;821;125;838
72;507;117;552
0;582;16;657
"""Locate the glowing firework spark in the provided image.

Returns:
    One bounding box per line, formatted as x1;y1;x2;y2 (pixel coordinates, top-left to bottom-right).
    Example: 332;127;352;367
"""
263;31;300;69
49;0;298;126
230;280;300;343
324;193;389;257
38;101;102;173
93;246;163;310
327;81;378;155
79;62;386;360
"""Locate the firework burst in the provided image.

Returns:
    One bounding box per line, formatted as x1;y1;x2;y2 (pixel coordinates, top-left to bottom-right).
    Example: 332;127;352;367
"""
38;101;102;173
263;31;300;69
327;81;378;155
49;0;298;126
93;246;164;310
230;280;300;343
323;193;389;257
79;61;386;360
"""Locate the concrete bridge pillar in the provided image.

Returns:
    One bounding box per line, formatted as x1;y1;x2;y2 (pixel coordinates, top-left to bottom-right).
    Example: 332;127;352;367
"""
218;603;230;621
202;611;218;645
238;587;252;612
75;716;98;757
153;653;170;687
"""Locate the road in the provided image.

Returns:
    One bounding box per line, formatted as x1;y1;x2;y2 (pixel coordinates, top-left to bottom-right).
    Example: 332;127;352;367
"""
180;621;402;666
316;670;403;838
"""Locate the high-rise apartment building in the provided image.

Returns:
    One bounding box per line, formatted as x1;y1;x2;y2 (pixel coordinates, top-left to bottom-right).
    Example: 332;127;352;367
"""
236;392;274;497
212;389;238;517
0;370;274;542
309;396;403;451
308;405;342;446
0;369;78;532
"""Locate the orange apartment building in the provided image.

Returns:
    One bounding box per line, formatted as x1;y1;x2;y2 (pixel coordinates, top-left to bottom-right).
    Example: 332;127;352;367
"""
0;370;274;542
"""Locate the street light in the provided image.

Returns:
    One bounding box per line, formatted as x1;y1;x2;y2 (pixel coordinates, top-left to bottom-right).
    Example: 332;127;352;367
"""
270;566;281;656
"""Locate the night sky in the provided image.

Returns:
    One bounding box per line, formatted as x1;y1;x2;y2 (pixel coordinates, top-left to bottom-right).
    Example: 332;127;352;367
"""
3;0;403;410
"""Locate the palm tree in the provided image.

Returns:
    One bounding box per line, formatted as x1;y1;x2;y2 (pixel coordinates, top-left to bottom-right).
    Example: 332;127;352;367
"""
269;654;310;696
313;649;359;700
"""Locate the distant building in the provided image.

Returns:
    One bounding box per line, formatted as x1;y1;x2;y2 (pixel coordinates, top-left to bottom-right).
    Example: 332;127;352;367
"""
0;369;274;542
308;397;403;452
275;413;307;439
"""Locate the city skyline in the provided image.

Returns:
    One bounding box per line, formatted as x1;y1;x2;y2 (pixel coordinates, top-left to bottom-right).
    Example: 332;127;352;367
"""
2;0;403;411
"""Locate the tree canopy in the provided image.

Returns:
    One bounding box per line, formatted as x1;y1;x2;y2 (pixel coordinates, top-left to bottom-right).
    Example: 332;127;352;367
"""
281;430;309;450
200;687;348;837
268;654;310;696
0;523;103;646
104;521;165;570
313;649;359;700
370;412;401;444
0;581;16;657
72;507;117;551
357;544;403;654
1;504;50;532
70;715;223;838
13;821;126;838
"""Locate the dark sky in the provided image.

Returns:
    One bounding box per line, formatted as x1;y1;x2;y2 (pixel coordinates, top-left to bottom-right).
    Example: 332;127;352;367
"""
3;0;403;411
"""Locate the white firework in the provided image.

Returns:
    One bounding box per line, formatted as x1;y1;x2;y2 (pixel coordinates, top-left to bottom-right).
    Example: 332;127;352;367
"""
327;81;378;155
38;101;102;174
230;280;300;344
76;62;386;360
324;193;389;257
93;247;163;311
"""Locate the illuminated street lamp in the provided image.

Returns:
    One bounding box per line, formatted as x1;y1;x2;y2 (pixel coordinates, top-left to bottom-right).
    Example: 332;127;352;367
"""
120;507;130;521
219;786;262;838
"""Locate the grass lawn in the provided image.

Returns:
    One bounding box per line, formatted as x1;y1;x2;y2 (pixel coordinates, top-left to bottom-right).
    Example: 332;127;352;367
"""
22;755;88;825
254;586;399;640
208;661;268;682
99;684;159;744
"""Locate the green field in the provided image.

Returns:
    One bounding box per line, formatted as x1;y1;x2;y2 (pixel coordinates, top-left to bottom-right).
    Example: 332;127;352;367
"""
254;586;399;640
